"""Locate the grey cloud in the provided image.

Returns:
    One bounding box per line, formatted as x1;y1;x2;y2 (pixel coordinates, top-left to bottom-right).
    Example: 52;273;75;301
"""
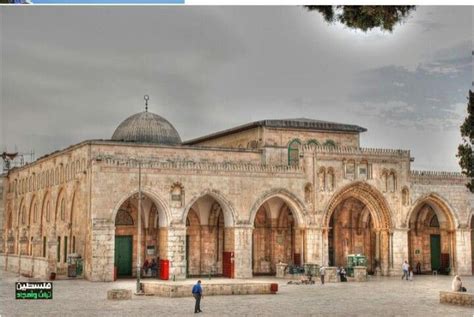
351;41;472;131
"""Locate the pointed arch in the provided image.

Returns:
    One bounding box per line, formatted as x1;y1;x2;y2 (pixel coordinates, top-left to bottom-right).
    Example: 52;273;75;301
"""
249;188;306;228
288;138;302;166
405;192;458;229
55;188;67;223
323;181;393;230
182;189;236;228
111;189;170;228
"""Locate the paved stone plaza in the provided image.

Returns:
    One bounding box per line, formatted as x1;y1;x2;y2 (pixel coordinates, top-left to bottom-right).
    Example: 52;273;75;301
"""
1;270;473;316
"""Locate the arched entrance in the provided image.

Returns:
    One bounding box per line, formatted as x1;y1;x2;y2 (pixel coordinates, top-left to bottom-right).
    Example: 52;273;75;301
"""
113;193;166;278
184;194;234;278
328;198;377;272
408;195;457;274
250;194;305;276
323;182;393;275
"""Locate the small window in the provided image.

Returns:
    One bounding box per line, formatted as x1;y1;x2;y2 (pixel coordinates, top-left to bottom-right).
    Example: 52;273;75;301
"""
46;201;50;222
57;237;61;263
323;140;336;148
60;198;66;221
21;206;26;225
72;236;76;253
43;237;47;258
64;236;68;263
288;139;301;166
307;139;319;146
33;202;38;224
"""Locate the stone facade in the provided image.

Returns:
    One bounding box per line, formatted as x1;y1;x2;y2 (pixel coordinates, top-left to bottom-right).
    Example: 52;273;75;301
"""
1;116;473;282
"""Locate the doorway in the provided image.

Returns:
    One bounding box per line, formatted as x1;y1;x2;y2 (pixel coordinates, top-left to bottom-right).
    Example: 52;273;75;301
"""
115;236;133;276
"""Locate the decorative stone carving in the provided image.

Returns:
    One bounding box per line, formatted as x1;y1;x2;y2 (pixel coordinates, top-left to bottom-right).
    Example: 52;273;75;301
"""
170;182;184;208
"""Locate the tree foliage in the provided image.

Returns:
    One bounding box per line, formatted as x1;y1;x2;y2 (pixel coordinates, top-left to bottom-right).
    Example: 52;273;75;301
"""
305;6;416;32
457;90;474;192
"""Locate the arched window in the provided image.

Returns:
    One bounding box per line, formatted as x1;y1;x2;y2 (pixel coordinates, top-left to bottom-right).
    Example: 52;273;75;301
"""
288;139;301;166
21;205;26;225
46;201;51;222
304;183;313;204
60;198;66;221
318;167;326;192
326;168;335;191
388;171;396;192
323;139;336;148
307;139;320;146
402;187;409;206
33;202;38;224
60;165;64;183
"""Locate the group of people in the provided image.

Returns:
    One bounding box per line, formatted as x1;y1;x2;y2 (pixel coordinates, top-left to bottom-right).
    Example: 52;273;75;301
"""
142;258;158;277
402;260;468;293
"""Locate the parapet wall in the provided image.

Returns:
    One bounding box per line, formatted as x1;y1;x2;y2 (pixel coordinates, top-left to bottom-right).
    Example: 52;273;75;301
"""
304;145;411;158
95;155;304;174
410;170;468;186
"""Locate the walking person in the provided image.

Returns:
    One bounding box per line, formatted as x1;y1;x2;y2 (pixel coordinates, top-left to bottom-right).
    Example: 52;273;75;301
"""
319;266;326;285
401;261;409;280
192;280;203;313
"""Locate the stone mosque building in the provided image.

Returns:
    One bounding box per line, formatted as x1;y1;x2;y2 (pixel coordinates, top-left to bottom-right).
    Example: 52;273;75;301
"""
0;105;473;281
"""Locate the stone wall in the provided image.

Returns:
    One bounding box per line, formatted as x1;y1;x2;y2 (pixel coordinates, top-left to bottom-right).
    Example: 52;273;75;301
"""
0;254;49;278
439;291;474;306
2;134;473;281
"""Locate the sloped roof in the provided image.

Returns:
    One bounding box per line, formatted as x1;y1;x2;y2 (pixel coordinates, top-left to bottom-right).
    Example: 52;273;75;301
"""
183;118;366;145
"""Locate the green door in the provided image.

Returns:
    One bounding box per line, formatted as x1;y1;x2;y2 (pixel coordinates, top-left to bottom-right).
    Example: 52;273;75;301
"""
430;235;441;271
115;236;133;276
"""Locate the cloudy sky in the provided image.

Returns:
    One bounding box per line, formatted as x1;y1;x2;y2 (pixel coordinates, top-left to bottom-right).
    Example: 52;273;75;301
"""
0;6;472;171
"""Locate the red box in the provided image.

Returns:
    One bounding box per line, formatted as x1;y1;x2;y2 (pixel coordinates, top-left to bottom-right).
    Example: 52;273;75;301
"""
270;283;278;293
160;259;169;280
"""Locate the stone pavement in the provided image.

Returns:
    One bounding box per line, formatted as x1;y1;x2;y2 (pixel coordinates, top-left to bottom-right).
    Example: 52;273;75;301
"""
1;270;473;317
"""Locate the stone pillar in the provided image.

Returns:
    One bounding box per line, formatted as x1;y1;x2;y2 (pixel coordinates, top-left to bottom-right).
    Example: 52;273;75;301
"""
325;267;338;283
354;266;368;282
455;227;471;275
380;229;389;275
321;228;329;266
166;225;186;280
89;218;114;282
233;225;253;279
390;228;409;276
304;227;320;264
374;229;380;270
47;229;58;276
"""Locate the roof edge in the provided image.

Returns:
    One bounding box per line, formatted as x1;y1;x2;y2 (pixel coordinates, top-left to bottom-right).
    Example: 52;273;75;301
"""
183;118;366;145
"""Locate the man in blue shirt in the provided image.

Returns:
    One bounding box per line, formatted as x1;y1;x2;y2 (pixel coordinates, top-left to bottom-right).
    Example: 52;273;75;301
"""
192;280;203;313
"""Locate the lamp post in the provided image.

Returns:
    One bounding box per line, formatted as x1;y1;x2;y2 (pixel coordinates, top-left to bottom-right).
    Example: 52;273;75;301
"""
136;161;142;294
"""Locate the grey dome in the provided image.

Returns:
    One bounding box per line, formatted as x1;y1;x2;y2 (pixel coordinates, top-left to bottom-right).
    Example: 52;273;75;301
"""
112;111;181;145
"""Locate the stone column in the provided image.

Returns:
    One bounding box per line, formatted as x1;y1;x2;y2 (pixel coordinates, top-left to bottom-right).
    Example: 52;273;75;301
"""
455;227;471;275
380;229;389;275
89;218;114;282
166;225;186;280
390;228;409;276
304;227;320;264
233;225;253;279
374;229;380;270
47;227;58;277
321;228;329;266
